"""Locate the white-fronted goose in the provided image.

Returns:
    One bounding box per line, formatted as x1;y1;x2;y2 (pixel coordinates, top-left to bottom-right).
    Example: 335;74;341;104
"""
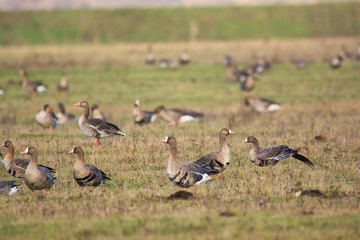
68;146;110;192
90;104;107;121
194;128;235;179
0;87;5;95
242;136;314;168
330;55;343;69
20;69;48;98
21;147;56;195
244;96;282;113
145;44;156;65
56;103;76;125
74;100;126;146
153;105;204;125
179;49;191;65
35;104;60;131
162;136;213;189
133;100;155;125
57;69;68;97
0;181;22;195
1;140;55;184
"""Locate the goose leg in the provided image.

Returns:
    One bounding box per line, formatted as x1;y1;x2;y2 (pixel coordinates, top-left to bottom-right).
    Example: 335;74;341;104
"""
31;191;34;195
49;127;53;132
93;188;96;193
216;175;219;180
46;191;50;195
94;139;99;147
81;187;84;193
22;179;27;187
31;92;36;98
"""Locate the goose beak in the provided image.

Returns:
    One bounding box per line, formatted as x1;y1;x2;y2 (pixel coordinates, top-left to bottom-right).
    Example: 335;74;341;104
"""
229;130;235;135
73;102;80;107
242;138;248;143
161;136;169;143
46;108;51;113
20;147;29;154
151;114;157;122
0;143;4;148
68;149;74;154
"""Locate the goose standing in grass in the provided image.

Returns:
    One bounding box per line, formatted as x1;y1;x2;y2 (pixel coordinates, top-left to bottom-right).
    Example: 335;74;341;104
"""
226;62;241;82
1;141;55;185
56;103;76;125
20;69;48;98
222;55;235;67
90;104;107;121
293;59;307;70
242;136;314;168
0;181;22;195
133;100;155;125
244;96;282;113
74;100;126;146
240;69;255;92
0;87;5;95
57;69;68;97
162;136;213;189
35;104;60;131
21;147;56;195
153;105;204;125
68;146;110;193
159;59;178;69
145;44;156;65
194;128;235;180
179;49;191;65
330;55;343;69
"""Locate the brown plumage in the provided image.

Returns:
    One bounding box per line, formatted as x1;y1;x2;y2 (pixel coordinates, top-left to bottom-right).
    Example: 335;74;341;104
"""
21;147;56;195
20;69;48;98
244;96;282;113
153;105;204;125
35;104;60;131
56;103;76;125
68;146;110;192
0;181;22;195
243;136;314;168
57;69;68;97
90;104;107;121
133;100;154;125
193;128;235;177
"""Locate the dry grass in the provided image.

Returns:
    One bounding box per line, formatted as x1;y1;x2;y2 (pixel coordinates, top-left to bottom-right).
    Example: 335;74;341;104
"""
0;39;359;239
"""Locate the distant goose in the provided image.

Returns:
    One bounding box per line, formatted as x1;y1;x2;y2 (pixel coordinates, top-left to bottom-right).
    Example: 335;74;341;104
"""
226;62;242;82
68;146;110;193
293;59;307;70
56;103;76;125
330;55;343;69
0;87;5;95
193;128;235;179
145;44;156;65
20;69;48;98
159;59;178;69
35;104;60;131
1;140;55;184
90;104;107;121
242;136;314;168
57;69;68;97
240;69;255;92
74;100;126;146
21;147;56;195
133;100;154;125
153;105;204;125
244;96;282;113
222;55;235;67
257;52;271;71
179;49;191;65
163;136;213;189
0;181;22;195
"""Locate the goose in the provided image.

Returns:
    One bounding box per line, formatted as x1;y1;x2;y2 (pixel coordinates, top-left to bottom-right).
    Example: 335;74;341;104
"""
133;100;155;125
240;69;255;92
68;146;110;193
193;128;235;179
56;103;76;125
35;104;60;131
153;105;204;125
0;140;55;185
242;136;314;168
226;62;242;82
162;136;213;189
74;100;126;146
90;104;107;121
57;69;68;97
179;49;191;65
20;147;56;195
0;87;5;95
330;55;343;69
20;69;48;98
159;59;178;69
257;52;271;71
0;181;22;195
292;59;306;70
222;55;235;67
145;44;156;65
244;96;282;113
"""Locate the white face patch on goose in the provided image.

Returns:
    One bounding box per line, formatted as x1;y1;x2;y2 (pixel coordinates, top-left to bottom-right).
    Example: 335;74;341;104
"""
165;136;169;142
25;147;29;153
245;138;248;142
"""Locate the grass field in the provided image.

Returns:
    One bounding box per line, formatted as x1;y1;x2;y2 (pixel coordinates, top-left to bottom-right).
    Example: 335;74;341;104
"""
0;38;360;239
0;3;360;45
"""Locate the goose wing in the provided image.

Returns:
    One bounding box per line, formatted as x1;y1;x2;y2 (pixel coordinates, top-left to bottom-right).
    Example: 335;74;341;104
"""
86;118;125;135
258;145;294;161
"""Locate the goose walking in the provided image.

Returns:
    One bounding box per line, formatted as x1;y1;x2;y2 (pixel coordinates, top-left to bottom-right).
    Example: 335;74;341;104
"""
68;146;110;193
133;100;155;125
163;136;213;189
242;136;314;168
35;104;60;131
20;69;48;98
21;147;56;195
153;105;204;125
74;100;126;146
193;128;234;179
244;96;282;113
56;103;76;125
0;181;22;195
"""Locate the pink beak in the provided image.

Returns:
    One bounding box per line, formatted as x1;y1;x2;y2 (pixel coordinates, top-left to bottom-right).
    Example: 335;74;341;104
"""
68;150;74;154
242;139;248;143
20;150;27;154
229;130;235;135
73;102;80;107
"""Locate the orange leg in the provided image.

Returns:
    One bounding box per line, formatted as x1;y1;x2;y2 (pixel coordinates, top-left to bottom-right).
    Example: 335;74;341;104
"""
46;191;50;195
49;127;53;132
22;179;26;187
31;191;34;195
94;139;99;146
216;175;219;180
81;187;84;193
93;188;96;193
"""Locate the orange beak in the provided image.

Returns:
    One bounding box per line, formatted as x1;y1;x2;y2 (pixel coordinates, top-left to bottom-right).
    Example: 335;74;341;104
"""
229;130;235;135
46;108;51;113
74;102;81;107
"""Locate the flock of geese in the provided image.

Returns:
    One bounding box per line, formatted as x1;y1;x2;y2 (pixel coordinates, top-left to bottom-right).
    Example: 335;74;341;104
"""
1;43;358;196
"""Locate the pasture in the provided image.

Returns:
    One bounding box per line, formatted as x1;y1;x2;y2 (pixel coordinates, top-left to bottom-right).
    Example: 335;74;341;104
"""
0;38;360;239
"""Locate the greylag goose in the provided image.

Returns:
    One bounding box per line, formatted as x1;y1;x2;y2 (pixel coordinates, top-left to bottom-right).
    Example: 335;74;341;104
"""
330;55;343;69
57;69;68;97
0;87;5;95
0;181;22;195
162;136;213;189
242;136;314;168
68;146;110;193
74;100;126;146
194;128;235;179
35;104;60;131
20;69;48;98
21;147;56;195
244;96;282;113
179;49;191;65
56;103;76;125
153;105;204;125
145;44;156;65
90;104;107;121
133;100;155;125
1;140;55;184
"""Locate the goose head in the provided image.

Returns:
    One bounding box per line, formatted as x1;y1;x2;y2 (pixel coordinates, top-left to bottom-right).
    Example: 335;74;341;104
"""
74;100;89;108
